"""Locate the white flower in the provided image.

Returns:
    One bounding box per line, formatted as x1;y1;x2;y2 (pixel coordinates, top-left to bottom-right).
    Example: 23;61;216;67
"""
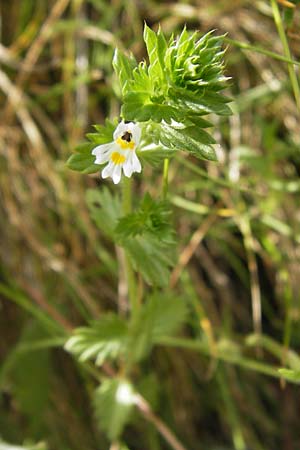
92;121;142;184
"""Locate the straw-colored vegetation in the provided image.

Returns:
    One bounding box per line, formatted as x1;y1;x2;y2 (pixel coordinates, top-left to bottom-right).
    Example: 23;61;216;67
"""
1;0;300;449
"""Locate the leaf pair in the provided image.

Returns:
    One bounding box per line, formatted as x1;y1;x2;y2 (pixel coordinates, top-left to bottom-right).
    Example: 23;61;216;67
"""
64;293;187;367
115;192;174;244
65;293;188;440
86;188;176;287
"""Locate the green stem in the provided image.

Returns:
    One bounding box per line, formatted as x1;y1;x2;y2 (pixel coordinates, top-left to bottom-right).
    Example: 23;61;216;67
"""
225;37;300;68
162;158;169;199
282;270;293;366
156;336;283;380
122;177;138;316
122;174;133;214
270;0;300;112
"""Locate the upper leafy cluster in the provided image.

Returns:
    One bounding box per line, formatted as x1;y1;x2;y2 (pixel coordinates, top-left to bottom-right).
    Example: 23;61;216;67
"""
67;24;230;174
113;24;230;161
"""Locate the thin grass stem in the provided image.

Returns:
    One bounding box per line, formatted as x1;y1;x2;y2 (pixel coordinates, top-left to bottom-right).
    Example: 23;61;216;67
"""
270;0;300;112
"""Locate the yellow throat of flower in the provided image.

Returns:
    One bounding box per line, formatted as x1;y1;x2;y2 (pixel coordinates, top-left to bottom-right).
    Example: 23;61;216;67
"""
116;137;135;150
111;152;126;165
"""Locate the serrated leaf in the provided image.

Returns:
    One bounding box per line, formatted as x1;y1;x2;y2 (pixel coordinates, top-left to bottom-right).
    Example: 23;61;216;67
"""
131;63;152;92
125;234;175;287
278;368;300;384
186;116;213;128
113;49;137;94
148;293;188;339
7;322;51;437
127;293;188;362
144;24;166;88
161;124;217;161
94;379;135;440
86;133;111;144
67;119;116;173
169;87;231;116
64;314;128;366
122;92;180;123
92;118;118;137
137;146;176;166
156;27;168;73
144;24;158;68
115;193;174;244
66;152;99;174
86;188;120;238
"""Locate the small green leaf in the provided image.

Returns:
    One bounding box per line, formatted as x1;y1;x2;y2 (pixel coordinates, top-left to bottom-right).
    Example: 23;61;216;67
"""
64;314;128;366
127;293;188;362
144;24;158;68
115;193;174;244
94;378;135;440
186;116;214;128
113;49;137;94
125;234;175;287
66;152;99;174
160;123;217;161
156;27;168;73
66;119;116;174
278;368;300;384
7;322;51;437
92;118;117;137
137;146;176;166
122;93;179;122
169;88;231;116
144;24;167;89
86;187;120;237
149;293;188;339
86;133;111;144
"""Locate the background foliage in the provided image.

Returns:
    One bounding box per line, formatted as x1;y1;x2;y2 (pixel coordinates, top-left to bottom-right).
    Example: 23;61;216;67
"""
1;1;300;449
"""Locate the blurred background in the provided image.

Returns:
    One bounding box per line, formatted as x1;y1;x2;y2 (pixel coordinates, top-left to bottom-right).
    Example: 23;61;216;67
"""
1;0;300;449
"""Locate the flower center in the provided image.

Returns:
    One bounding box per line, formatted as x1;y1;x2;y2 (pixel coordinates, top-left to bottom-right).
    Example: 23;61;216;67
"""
122;131;132;142
111;152;126;165
116;131;135;150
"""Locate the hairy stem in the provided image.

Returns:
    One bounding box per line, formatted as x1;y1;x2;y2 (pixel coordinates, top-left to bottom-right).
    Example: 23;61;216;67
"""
135;394;187;450
162;158;169;199
122;177;138;316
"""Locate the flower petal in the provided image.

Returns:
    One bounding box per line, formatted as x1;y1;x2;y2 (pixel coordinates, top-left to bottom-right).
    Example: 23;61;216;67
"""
123;154;134;177
92;142;114;164
127;122;141;146
123;152;141;178
113;121;127;140
112;164;122;184
102;161;114;179
131;152;142;173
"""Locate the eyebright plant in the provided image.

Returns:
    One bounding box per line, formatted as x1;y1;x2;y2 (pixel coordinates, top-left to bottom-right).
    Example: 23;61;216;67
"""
66;24;231;446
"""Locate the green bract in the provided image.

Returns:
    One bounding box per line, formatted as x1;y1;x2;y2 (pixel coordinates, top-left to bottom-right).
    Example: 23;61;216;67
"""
112;24;231;161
